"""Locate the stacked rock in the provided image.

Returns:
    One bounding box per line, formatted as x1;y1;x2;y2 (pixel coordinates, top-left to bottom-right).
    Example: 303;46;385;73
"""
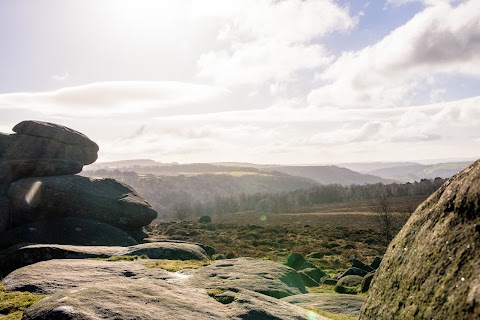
0;120;157;247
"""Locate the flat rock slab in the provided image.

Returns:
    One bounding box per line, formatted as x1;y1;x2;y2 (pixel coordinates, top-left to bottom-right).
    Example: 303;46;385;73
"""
0;218;138;250
8;175;157;230
186;257;307;299
2;259;177;294
282;293;366;317
0;241;209;276
0;159;83;183
22;278;325;320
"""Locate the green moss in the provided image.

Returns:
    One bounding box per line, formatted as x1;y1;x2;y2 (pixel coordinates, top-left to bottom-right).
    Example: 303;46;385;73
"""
206;289;237;304
334;284;359;295
306;307;358;320
0;284;46;319
144;260;211;272
306;284;337;294
90;255;149;262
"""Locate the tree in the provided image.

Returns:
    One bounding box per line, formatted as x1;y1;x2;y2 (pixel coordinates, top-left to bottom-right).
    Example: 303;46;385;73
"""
173;202;192;220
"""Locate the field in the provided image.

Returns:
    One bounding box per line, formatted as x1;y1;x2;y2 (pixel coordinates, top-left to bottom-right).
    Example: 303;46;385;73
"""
147;195;428;272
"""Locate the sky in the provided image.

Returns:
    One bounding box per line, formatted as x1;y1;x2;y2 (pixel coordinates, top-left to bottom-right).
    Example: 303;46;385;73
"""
0;0;479;164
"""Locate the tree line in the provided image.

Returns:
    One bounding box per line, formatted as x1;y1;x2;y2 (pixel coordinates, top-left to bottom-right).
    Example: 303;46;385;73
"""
81;169;446;220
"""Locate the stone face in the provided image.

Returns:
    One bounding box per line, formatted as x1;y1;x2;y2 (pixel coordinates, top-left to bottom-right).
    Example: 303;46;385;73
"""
2;259;176;294
8;176;157;231
0;195;12;232
21;278;323;320
351;258;374;273
337;275;363;287
0;241;209;277
338;267;368;278
1;134;98;166
187;258;307;299
13;120;99;150
0;159;83;183
361;272;375;293
0;217;138;249
360;160;480;319
282;293;366;318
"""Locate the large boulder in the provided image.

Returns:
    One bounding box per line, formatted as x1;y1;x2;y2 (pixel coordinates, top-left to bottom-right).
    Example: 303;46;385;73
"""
21;278;324;320
8;176;157;231
0;241;209;277
12;120;98;149
360;160;480;319
0;218;138;250
187;258;307;299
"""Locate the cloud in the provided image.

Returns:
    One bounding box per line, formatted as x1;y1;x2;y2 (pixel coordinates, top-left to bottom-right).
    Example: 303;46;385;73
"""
0;81;229;116
90;95;480;162
308;0;480;108
196;0;356;86
51;72;70;82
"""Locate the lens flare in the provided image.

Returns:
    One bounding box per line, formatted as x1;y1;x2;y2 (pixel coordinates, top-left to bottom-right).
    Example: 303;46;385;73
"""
25;181;42;206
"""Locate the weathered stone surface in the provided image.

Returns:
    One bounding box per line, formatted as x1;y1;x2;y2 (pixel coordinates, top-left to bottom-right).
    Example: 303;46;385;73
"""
369;256;382;269
351;258;374;273
298;268;327;287
337;275;363;287
282;293;365;318
361;272;375;293
0;195;11;232
360;160;480;319
22;279;324;320
187;258;307;298
8;176;157;230
0;218;137;250
0;241;209;276
13;120;98;150
285;252;316;271
2;259;175;294
338;267;368;278
0;159;83;183
1;134;97;165
322;278;338;285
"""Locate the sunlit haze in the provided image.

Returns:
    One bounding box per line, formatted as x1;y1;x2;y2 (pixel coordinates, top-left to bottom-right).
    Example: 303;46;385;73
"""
1;0;479;164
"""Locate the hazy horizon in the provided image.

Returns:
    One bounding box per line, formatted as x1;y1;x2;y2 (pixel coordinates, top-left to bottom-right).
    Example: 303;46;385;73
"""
1;0;479;164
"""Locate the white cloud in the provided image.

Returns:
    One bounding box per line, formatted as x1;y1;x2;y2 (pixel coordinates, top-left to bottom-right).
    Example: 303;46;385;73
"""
196;0;356;86
0;81;229;116
51;72;70;82
309;0;480;108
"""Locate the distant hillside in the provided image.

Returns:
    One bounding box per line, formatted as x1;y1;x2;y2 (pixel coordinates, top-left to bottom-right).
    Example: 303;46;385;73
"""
267;166;394;185
366;161;473;182
80;169;319;217
86;159;161;169
338;162;421;173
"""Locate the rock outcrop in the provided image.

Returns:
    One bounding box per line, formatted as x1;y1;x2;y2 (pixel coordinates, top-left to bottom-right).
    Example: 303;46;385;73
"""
22;279;323;320
187;258;307;299
8;176;157;231
360;160;480;319
0;120;157;246
0;218;138;249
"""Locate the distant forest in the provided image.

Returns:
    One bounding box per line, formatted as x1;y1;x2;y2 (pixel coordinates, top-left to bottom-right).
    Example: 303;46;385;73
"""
81;169;446;220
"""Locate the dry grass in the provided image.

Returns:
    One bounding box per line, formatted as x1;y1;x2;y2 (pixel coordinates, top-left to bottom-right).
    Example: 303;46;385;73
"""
144;259;212;272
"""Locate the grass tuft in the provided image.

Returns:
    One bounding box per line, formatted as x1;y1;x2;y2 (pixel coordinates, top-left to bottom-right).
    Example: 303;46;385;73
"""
0;284;46;320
